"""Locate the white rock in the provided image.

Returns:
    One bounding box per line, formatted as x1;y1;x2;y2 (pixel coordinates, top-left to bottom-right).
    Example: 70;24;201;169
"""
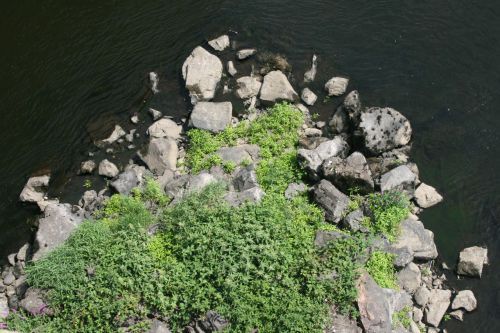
236;48;257;60
457;246;488;277
98;159;119;178
301;88;317;106
325;77;349;96
452;290;477;312
425;289;451;328
303;54;317;83
227;61;237;76
147;119;182;140
235;76;262;99
149;108;163;120
414;183;443;208
259;70;298;103
101;125;126;144
208;35;230;51
19;175;50;204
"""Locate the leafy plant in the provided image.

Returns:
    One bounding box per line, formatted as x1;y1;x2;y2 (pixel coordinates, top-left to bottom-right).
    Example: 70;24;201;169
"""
392;306;412;329
83;179;92;189
365;251;397;289
365;191;410;241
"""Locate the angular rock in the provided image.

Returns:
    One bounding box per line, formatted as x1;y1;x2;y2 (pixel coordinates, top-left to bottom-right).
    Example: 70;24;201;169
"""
449;309;464;321
397;263;421;294
259;70;298;103
19;288;49;315
190;102;232;132
325;77;349;96
216;144;259;165
425;289;451;327
301;88;317;106
359;107;412;154
80;160;96;175
16;243;30;262
389;246;414;268
3;272;14;286
299;136;328;150
412;307;423;323
33;203;84;261
391;217;438;261
235;76;262;99
98;159;119;178
224;187;265;206
298;137;349;178
357;273;392;333
285;182;308;199
139;138;178;175
227;61;237;76
148;119;182;140
451;290;477;312
325;313;362;333
313;180;350;223
130;115;139;124
208;35;230;51
149;108;163;121
149;72;159;94
342;209;367;232
414;183;443;209
380;165;417;193
19;175;50;204
457;246;488;277
303;54;317;83
78;190;98;211
322;152;374;194
101;125;126;145
111;164;147;195
182;46;223;103
329;107;350;134
236;48;257;60
233;165;258;191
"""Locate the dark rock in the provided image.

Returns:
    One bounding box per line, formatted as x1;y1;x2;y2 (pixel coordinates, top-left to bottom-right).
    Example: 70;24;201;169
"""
233;165;259;191
216;144;259;165
149;108;163;121
343;90;362;123
298;137;349;178
342;209;367;232
198;311;229;332
322;152;374;194
313;180;350;223
314;230;348;247
329;107;350;134
325;313;362;333
299;136;329;150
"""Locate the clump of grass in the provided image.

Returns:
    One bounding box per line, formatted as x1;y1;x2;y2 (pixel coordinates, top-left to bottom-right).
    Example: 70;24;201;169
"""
365;191;410;241
365;251;398;289
392;306;412;329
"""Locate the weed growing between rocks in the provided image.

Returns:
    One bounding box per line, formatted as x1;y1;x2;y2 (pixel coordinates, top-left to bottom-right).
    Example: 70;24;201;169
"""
365;251;398;289
365;191;410;242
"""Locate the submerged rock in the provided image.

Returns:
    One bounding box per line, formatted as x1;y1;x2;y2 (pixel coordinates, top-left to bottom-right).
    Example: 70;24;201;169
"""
208;35;230;51
425;289;451;327
236;48;257;60
457;246;488;277
359;107;412;154
259;70;298;103
148;119;182;140
235;76;262;99
325;77;349;96
190;102;232;132
139;138;178;175
182;46;223;103
33;203;84;261
303;54;318;83
98;159;119;178
313;180;350;223
414;183;443;208
19;175;50;205
301;88;317;106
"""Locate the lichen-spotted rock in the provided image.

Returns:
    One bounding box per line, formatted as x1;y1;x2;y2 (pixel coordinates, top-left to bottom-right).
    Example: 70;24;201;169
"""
359;107;412;154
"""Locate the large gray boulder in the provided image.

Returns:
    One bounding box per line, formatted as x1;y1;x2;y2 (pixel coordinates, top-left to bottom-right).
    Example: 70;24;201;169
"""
259;70;298;103
98;159;119;178
325;77;349;96
33;203;84;261
190;102;232;132
147;119;182;140
322;152;374;194
298;136;349;177
380;165;417;193
19;175;50;205
208;35;230;51
235;76;262;99
111;164;147;195
391;216;438;261
425;289;451;327
138;138;178;175
360;107;412;154
451;290;477;312
457;246;488;277
414;183;443;208
182;46;223;103
313;180;350;223
357;273;392;333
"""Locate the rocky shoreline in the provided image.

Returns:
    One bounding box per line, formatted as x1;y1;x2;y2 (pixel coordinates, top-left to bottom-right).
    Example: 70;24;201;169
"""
1;34;489;332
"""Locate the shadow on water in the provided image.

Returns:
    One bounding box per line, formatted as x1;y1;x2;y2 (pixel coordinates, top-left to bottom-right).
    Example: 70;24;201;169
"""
0;0;499;331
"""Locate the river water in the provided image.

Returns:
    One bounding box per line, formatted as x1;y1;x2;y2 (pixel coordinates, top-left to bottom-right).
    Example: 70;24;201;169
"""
1;1;499;331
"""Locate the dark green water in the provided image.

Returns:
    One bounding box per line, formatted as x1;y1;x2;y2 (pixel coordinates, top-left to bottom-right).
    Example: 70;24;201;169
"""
1;1;499;331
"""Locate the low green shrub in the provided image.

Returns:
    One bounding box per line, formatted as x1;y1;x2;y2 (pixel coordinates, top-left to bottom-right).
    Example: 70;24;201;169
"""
392;306;412;329
365;251;397;289
366;191;410;241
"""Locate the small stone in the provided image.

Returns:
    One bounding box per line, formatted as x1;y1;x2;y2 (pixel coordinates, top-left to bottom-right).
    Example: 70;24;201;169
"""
98;159;119;178
235;76;262;99
3;272;15;286
325;77;349;96
413;307;423;323
17;243;30;262
313;180;350;223
457;246;488;277
130;115;139;124
227;61;237;76
80;160;96;174
7;253;16;266
414;285;431;307
236;48;257;60
149;108;163;120
301;88;318;106
414;183;443;208
451;290;477;312
208;35;230;51
449;309;464;321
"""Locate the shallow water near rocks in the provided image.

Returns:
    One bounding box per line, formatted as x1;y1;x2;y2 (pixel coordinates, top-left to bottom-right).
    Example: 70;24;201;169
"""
1;1;499;331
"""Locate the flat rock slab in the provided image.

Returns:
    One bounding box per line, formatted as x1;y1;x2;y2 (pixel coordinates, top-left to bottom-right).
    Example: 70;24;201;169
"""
452;290;477;312
216;144;259;165
182;46;223;103
33;203;84;261
360;107;412;154
357;273;392;333
380;165;417;193
190;102;232;132
325;77;349;96
259;70;298;103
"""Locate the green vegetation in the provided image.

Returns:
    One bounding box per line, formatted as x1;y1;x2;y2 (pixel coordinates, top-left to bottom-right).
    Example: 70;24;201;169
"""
365;191;410;241
83;179;92;189
186;102;304;193
392;306;412;329
365;251;398;289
